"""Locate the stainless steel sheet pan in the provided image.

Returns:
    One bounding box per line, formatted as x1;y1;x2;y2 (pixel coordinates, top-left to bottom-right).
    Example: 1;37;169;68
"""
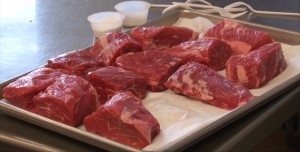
1;10;300;151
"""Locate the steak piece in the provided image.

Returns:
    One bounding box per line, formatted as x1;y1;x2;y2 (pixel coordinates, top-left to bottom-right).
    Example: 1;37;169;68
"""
204;19;273;55
32;75;98;126
226;42;287;89
85;66;147;104
165;38;232;71
116;51;183;91
89;31;143;65
48;49;105;75
165;62;255;110
2;68;68;110
84;92;160;149
130;26;199;51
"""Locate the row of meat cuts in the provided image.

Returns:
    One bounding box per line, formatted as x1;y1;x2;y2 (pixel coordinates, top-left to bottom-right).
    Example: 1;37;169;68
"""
2;19;287;149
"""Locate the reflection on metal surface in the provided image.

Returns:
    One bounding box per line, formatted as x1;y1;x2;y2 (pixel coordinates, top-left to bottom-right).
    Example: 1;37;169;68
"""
0;0;36;19
0;0;39;82
0;134;58;152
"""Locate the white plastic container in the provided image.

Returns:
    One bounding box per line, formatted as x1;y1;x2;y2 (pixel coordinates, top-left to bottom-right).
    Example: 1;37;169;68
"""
114;1;150;27
87;11;124;38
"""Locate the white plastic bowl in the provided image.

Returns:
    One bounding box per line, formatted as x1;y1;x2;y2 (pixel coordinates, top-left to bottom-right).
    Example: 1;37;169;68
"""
114;1;150;27
87;11;124;38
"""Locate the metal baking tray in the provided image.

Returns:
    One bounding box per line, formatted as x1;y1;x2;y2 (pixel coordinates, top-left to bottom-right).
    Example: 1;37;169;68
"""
1;10;300;151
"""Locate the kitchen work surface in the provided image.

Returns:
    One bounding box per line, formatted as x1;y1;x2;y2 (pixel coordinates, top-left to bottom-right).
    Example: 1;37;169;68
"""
0;0;299;151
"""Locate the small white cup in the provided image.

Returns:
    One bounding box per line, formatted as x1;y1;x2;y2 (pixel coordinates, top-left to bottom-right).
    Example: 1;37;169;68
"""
114;1;150;27
87;11;124;38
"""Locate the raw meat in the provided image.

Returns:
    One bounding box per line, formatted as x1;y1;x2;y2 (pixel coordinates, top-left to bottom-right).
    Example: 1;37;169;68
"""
2;68;69;110
226;42;287;89
165;62;256;110
165;38;232;71
115;51;183;91
85;66;147;104
84;92;160;149
89;31;143;65
48;49;105;75
32;75;98;126
130;26;199;51
204;19;273;55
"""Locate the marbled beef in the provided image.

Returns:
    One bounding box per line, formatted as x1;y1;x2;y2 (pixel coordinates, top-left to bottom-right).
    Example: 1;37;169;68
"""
116;51;183;91
2;68;68;110
130;26;199;51
165;62;256;110
32;75;98;126
205;19;273;55
84;92;160;149
226;42;287;89
48;49;105;75
85;66;147;104
165;38;232;71
89;31;143;65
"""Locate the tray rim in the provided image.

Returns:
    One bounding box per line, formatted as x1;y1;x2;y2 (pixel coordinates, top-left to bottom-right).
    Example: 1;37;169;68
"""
0;9;300;151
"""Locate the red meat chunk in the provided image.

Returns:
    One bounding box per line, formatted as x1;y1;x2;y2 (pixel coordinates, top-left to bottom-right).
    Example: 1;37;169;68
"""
226;42;287;89
130;26;199;51
48;49;105;75
89;31;143;65
84;92;160;149
165;38;232;71
165;62;256;110
32;75;98;126
205;19;273;55
85;66;147;104
2;68;68;110
116;51;183;91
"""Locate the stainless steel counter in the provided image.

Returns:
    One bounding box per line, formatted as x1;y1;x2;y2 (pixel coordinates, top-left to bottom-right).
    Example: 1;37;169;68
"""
1;0;299;151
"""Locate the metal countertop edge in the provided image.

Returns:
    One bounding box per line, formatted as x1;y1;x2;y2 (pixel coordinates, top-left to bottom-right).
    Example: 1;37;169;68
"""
185;83;300;152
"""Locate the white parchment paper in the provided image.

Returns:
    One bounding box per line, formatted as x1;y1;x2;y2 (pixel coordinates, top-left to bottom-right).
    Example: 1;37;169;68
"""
141;17;300;151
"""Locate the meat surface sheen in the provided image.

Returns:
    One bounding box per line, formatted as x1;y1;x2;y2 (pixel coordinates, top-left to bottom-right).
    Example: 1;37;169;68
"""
115;51;183;91
165;62;256;110
2;68;68;110
89;31;143;65
165;38;232;71
226;42;287;89
85;66;147;104
48;49;105;75
32;75;98;126
130;26;199;51
205;19;273;55
84;92;160;149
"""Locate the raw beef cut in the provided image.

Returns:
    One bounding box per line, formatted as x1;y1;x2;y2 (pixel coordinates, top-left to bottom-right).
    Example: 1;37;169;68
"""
85;66;147;104
48;49;105;75
130;26;199;51
165;62;256;110
226;42;287;89
115;51;183;91
165;38;232;71
2;68;69;110
204;19;273;55
32;75;98;126
89;31;143;65
84;92;160;149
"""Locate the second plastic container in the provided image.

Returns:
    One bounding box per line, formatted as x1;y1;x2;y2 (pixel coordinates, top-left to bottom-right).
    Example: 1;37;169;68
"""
114;1;150;27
